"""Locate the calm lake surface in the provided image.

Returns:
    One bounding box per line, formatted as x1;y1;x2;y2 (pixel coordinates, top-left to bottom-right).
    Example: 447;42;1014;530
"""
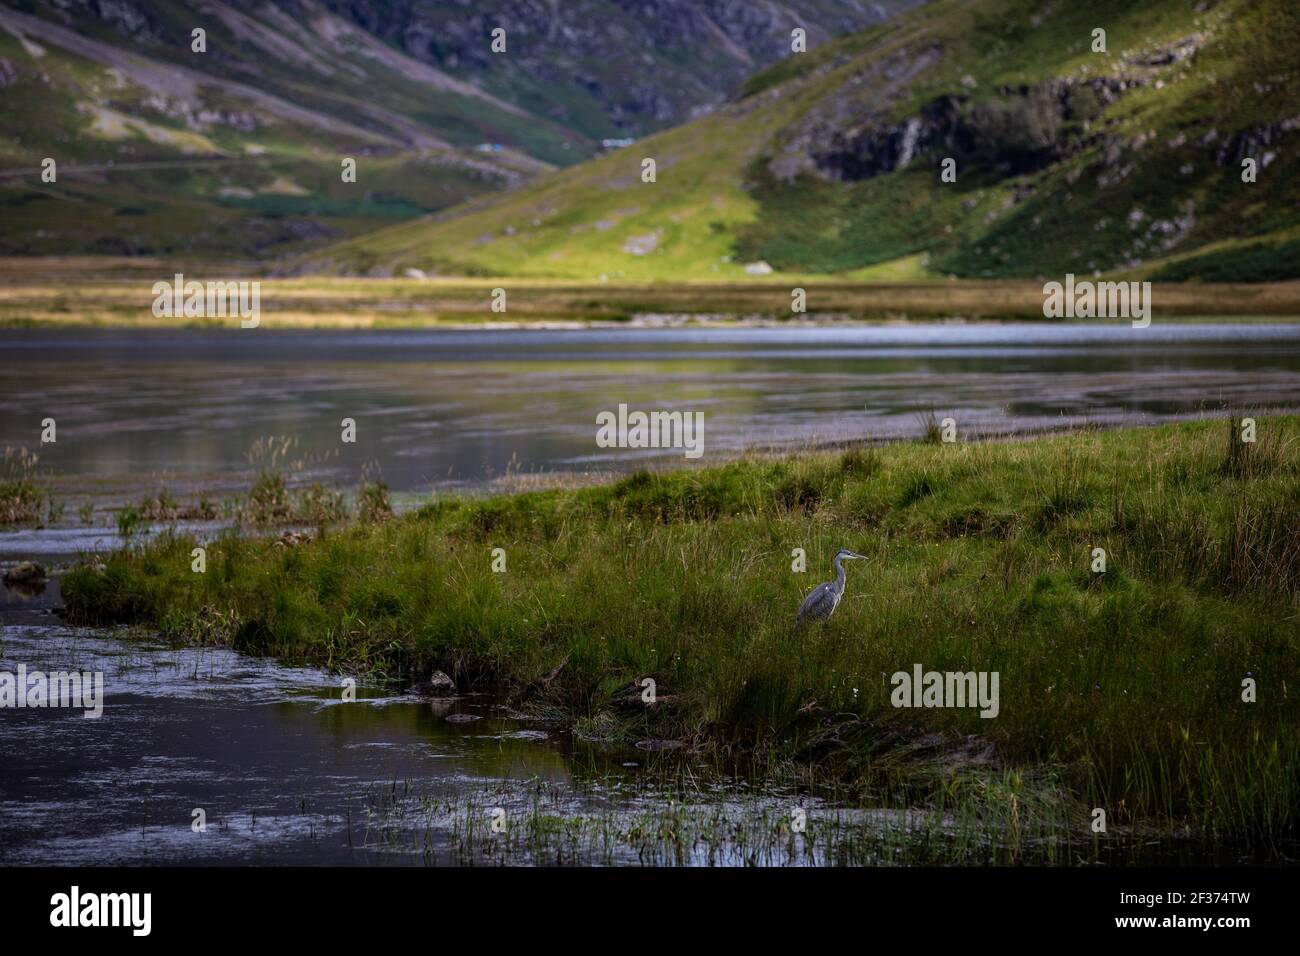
3;323;1299;504
2;322;1298;865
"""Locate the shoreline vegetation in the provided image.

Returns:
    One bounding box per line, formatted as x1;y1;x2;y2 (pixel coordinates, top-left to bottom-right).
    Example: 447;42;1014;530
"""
52;417;1300;849
2;261;1300;328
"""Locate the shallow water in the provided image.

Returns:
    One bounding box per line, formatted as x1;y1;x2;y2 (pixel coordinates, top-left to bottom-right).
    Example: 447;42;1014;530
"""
2;324;1298;505
0;618;555;865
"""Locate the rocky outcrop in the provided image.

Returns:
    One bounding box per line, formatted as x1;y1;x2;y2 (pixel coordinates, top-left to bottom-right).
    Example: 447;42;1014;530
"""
4;561;48;587
1213;117;1300;167
812;77;1130;183
412;670;457;696
784;30;1212;187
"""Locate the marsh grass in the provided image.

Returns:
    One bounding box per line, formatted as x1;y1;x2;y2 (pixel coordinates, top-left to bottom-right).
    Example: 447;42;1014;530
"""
0;446;47;526
919;410;944;445
136;490;219;522
63;418;1300;842
7;275;1300;329
1223;414;1293;481
236;470;349;527
357;477;394;525
356;766;1217;866
115;505;145;540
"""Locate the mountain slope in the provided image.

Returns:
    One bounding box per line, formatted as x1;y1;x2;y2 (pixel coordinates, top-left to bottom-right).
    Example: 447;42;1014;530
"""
0;0;909;258
308;0;1300;281
323;0;920;143
0;0;561;256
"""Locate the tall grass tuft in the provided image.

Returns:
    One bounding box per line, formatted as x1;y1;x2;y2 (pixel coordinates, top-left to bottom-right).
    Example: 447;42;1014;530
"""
919;410;943;445
0;447;45;525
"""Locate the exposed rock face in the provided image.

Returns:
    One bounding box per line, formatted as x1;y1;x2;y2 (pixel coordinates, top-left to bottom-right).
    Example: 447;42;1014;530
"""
69;0;156;39
766;44;944;182
777;31;1211;188
811;78;1131;183
1214;118;1299;168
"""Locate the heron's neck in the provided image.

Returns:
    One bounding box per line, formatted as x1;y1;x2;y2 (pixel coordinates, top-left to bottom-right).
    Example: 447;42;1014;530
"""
834;556;847;587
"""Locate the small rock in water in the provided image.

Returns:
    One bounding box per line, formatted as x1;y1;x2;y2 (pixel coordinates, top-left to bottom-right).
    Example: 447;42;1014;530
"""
274;531;313;549
4;561;47;586
444;713;481;723
413;670;457;696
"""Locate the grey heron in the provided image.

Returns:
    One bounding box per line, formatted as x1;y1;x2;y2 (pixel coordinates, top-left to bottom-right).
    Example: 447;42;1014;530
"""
796;550;868;626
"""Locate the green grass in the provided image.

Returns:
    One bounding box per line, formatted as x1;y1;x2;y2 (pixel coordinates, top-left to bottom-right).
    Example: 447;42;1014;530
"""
0;445;47;525
0;10;556;258
0;151;513;258
1152;238;1300;283
0;477;44;525
304;97;803;280
62;417;1300;843
6;273;1299;329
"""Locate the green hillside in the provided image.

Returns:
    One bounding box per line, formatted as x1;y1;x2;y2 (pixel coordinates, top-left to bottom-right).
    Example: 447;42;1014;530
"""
306;0;1300;281
0;0;908;259
0;1;564;257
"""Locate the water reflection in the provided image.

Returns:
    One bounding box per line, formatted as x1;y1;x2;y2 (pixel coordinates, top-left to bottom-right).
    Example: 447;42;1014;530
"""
1;325;1297;503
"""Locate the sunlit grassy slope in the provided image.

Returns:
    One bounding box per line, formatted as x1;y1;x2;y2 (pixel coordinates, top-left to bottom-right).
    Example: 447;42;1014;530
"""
302;94;808;280
306;0;1300;281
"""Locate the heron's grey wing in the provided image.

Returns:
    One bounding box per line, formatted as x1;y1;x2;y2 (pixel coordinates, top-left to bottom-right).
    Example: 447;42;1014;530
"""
797;582;836;623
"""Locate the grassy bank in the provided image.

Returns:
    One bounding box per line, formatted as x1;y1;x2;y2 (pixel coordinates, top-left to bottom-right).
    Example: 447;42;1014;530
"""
62;418;1300;843
4;269;1300;328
